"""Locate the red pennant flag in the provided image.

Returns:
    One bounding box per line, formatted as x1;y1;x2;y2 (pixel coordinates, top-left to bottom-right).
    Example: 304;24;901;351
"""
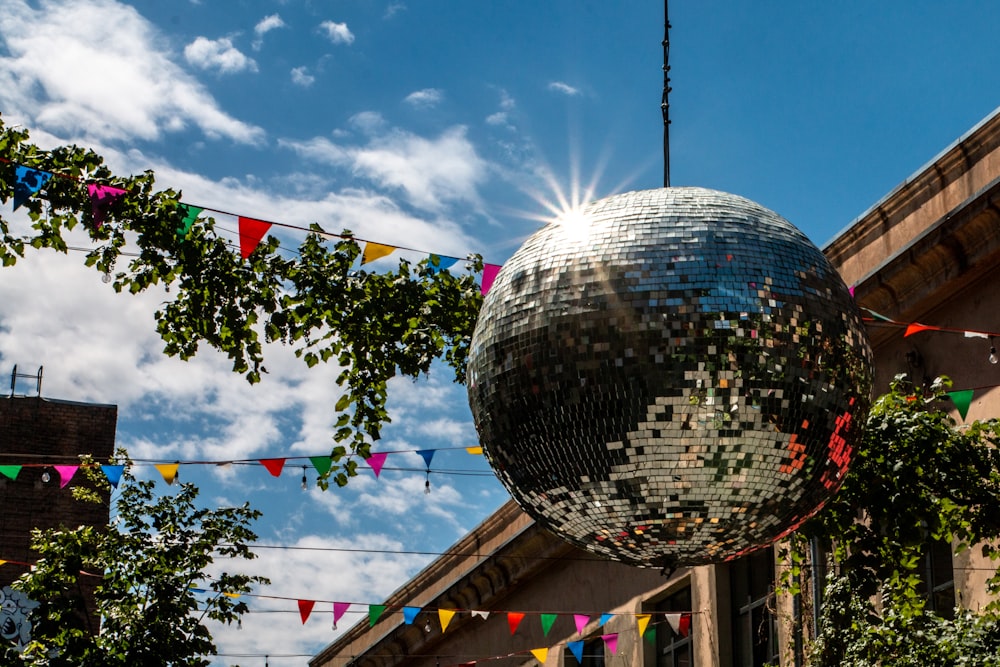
87;184;127;228
367;452;388;478
238;216;272;259
481;263;501;295
679;613;691;637
507;611;525;635
904;322;938;337
298;599;315;624
260;458;286;477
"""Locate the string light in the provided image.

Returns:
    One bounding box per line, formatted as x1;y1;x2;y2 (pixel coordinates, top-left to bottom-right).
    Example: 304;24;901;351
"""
301;466;308;491
40;470;50;483
990;337;998;365
424;619;432;633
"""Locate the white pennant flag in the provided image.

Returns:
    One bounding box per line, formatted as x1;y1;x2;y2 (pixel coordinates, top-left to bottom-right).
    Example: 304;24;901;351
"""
471;610;490;620
665;613;682;635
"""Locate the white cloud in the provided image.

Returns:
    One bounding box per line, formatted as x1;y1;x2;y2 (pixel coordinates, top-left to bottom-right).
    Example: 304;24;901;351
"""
291;66;315;87
252;13;285;50
384;2;406;19
548;81;580;96
486;88;517;129
404;88;443;109
319;20;355;45
349;111;387;134
184;36;258;74
0;0;264;145
282;126;488;214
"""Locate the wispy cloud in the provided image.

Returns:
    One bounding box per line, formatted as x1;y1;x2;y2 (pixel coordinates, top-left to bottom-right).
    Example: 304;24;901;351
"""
319;20;355;45
404;88;443;109
384;2;406;19
252;13;285;50
0;0;264;145
548;81;581;96
291;66;315;87
486;88;517;130
185;36;258;74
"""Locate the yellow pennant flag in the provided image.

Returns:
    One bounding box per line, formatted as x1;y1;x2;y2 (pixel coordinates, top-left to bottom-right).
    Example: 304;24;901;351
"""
154;463;179;485
530;647;548;664
636;613;651;637
439;608;456;632
362;242;396;265
465;446;483;455
0;560;7;567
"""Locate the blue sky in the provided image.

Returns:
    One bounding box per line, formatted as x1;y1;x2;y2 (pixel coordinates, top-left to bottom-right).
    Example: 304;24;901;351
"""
2;0;1000;664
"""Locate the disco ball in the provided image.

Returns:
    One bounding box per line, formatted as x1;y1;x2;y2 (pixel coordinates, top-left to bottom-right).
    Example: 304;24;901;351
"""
467;187;872;568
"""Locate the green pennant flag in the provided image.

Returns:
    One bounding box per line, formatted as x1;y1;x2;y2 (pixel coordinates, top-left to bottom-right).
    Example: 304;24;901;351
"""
540;613;557;636
645;627;657;644
177;204;203;240
369;604;386;627
309;456;333;477
948;389;975;421
0;465;21;481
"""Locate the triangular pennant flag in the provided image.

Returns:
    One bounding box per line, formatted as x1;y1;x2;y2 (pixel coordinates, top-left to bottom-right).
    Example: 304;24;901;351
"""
848;284;855;297
573;614;589;634
54;465;78;489
481;263;501;295
403;606;420;625
964;331;990;339
507;611;525;635
679;613;691;637
948;389;975;421
599;613;614;627
471;610;490;620
298;599;315;624
904;322;939;337
13;166;52;211
427;255;459;274
439;608;456;632
567;640;584;663
369;604;386;626
362;242;396;265
155;463;179;485
176;204;203;240
333;602;350;628
465;446;483;455
529;648;548;664
636;613;651;638
309;456;333;477
101;465;124;488
238;216;272;259
540;613;557;636
367;452;388;478
0;560;7;567
645;627;657;645
260;458;286;477
601;633;618;655
87;183;127;228
0;466;21;481
665;612;682;635
416;449;435;469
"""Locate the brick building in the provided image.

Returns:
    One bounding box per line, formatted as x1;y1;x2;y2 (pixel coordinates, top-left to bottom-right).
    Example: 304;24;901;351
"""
311;104;1000;667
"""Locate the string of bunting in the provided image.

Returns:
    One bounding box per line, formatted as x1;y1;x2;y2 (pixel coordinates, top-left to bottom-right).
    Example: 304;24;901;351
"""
5;159;503;295
0;445;487;488
860;308;1000;420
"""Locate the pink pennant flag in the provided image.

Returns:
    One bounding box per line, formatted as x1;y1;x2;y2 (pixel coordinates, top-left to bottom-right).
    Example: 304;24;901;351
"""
333;602;351;628
574;614;590;634
54;465;78;489
298;599;315;624
260;458;286;477
904;322;938;337
367;452;388;478
601;633;618;655
848;284;856;297
507;611;525;635
87;183;127;228
238;216;272;259
481;263;501;296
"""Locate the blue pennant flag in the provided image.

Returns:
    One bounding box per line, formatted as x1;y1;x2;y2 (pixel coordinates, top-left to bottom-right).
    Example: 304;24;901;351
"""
403;606;421;625
13;165;52;211
101;464;125;488
567;640;584;663
416;449;435;469
427;255;459;274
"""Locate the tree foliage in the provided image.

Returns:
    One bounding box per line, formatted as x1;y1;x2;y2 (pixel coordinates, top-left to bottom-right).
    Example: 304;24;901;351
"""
794;376;1000;666
0;117;484;486
5;459;266;666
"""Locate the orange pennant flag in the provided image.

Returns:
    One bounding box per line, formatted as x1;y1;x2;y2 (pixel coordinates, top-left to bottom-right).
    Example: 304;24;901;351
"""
362;242;396;265
238;216;272;259
904;322;938;337
439;608;456;632
508;611;525;635
529;647;548;663
154;463;179;485
636;613;651;637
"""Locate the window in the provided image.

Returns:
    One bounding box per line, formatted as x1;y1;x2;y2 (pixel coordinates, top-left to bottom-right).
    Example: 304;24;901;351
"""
655;586;693;667
731;548;779;667
919;540;955;618
573;638;604;667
